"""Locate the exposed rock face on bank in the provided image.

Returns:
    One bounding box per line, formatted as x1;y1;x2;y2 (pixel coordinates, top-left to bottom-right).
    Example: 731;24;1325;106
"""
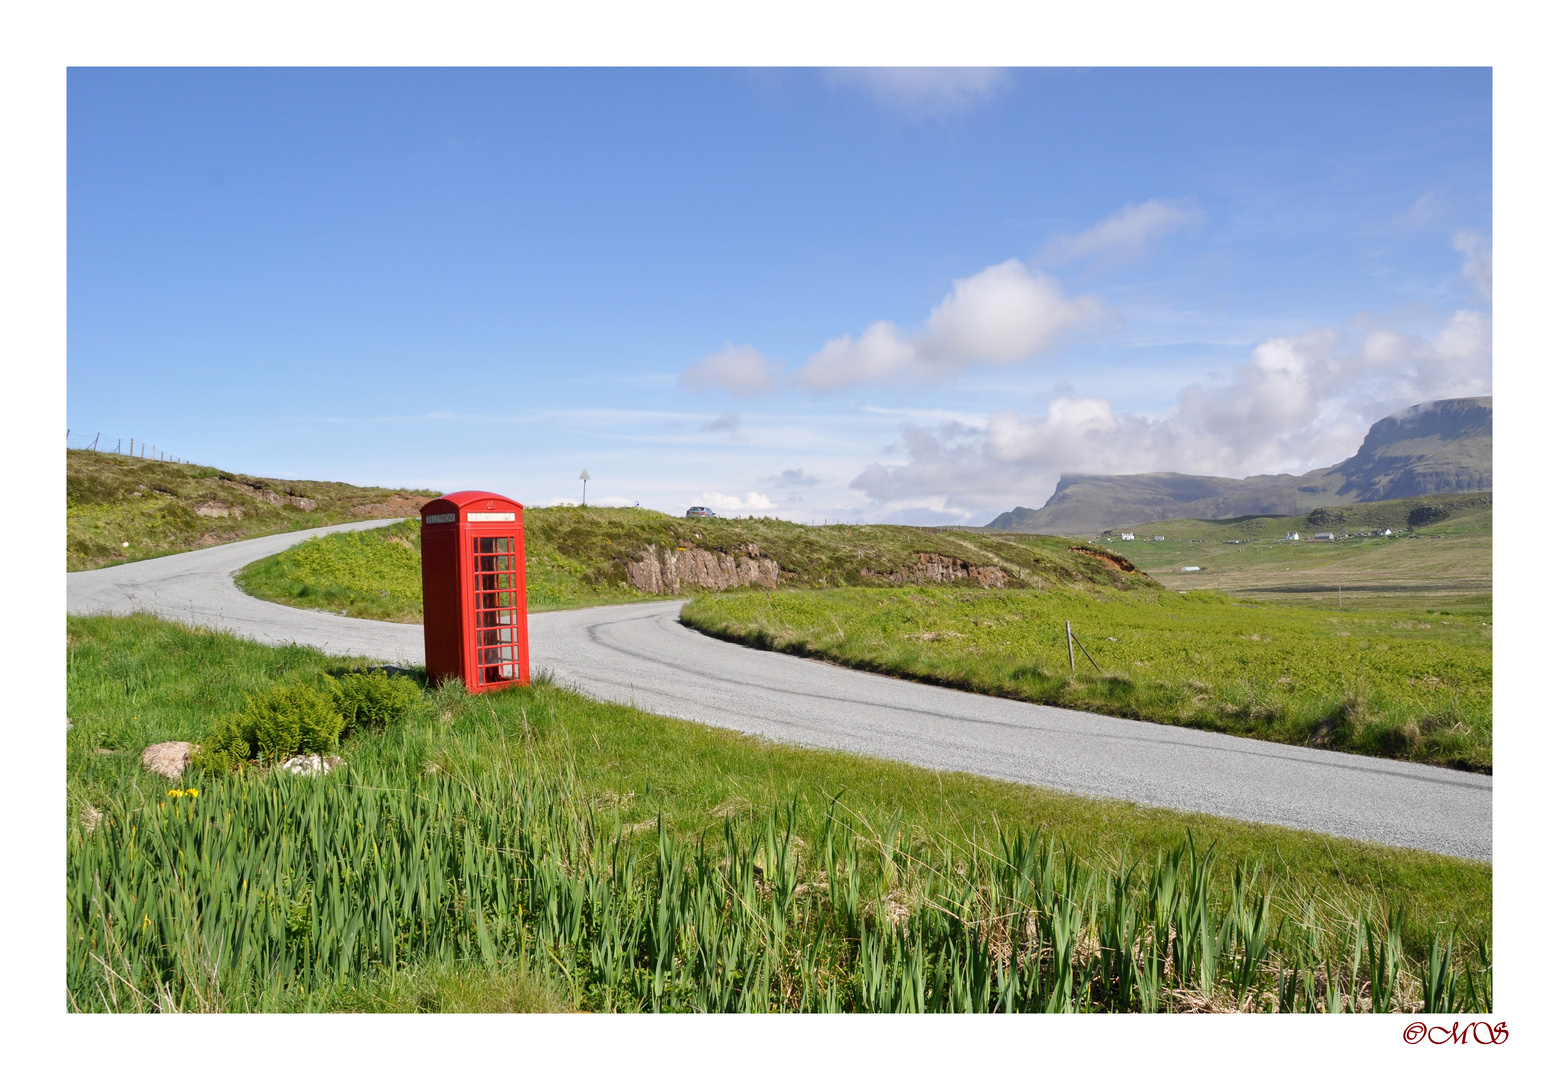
623;545;1018;595
863;552;1011;589
625;543;784;594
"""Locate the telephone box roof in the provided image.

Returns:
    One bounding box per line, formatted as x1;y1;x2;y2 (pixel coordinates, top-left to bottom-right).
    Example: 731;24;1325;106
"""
421;491;525;515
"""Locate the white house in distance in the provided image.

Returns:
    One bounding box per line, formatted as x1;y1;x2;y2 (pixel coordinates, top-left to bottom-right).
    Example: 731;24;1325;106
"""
1121;532;1135;541
1285;532;1301;540
1314;532;1336;540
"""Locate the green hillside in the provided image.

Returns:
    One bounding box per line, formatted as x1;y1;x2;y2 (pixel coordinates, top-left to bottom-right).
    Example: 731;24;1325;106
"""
66;449;438;571
1099;492;1491;611
237;507;1160;620
1113;490;1491;542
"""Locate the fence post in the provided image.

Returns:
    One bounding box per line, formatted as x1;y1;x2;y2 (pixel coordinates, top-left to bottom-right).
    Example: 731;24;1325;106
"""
1066;620;1076;675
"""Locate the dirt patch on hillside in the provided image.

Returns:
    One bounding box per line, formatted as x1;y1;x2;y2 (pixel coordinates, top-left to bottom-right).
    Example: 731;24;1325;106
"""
1070;547;1140;573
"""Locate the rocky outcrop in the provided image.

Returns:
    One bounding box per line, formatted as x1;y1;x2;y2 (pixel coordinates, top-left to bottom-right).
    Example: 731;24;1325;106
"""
218;478;318;511
864;553;1011;589
625;543;782;594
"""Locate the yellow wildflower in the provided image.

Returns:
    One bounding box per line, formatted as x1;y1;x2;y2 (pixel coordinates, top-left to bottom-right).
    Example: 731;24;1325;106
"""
168;789;183;798
186;788;199;798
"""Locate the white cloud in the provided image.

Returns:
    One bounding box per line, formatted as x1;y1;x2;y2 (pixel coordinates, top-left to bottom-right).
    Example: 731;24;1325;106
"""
1042;199;1200;266
922;261;1099;361
803;321;919;389
828;68;1009;117
679;344;784;396
849;308;1493;520
1434;309;1491;362
1452;231;1492;301
797;260;1099;390
699;490;777;513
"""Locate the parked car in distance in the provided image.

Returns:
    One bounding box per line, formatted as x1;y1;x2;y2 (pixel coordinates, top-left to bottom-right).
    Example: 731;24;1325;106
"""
685;506;718;518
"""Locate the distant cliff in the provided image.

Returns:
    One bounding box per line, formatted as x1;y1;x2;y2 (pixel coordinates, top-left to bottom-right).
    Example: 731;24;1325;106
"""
985;397;1492;536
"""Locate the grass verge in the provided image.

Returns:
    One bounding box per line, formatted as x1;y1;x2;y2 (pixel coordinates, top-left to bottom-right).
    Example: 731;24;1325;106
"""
68;614;1491;1012
680;587;1492;772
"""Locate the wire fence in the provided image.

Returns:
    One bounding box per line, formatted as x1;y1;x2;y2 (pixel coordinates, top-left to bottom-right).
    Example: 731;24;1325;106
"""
66;431;198;465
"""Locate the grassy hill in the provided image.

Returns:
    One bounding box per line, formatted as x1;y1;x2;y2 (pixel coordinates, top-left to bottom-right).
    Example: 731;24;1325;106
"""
1099;492;1491;612
66;449;439;571
237;507;1160;620
1115;490;1491;542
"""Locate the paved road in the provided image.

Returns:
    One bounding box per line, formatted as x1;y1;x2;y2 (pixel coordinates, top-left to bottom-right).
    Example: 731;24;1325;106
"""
67;521;426;662
67;522;1492;860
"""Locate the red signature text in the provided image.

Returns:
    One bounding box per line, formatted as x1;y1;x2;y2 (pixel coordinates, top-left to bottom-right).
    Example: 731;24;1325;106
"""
1403;1021;1508;1045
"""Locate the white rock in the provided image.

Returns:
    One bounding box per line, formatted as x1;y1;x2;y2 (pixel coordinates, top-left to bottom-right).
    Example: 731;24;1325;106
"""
278;753;343;777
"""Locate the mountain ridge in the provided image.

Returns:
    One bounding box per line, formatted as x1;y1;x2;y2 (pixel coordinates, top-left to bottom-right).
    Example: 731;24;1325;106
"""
985;396;1491;536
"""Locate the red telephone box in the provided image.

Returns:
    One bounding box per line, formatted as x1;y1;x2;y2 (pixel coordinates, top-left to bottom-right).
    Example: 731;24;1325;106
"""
420;490;530;692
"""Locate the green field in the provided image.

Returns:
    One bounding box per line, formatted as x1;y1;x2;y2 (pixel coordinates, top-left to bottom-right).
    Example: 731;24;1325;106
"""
67;615;1491;1013
66;449;436;571
1094;492;1492;613
236;508;1158;619
681;587;1491;772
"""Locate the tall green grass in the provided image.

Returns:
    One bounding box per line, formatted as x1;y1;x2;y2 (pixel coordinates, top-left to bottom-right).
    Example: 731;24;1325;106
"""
67;614;1492;1012
682;587;1493;771
67;763;1490;1014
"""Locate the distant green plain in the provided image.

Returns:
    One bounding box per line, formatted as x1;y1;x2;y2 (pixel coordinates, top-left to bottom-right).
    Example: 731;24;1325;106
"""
1095;492;1492;613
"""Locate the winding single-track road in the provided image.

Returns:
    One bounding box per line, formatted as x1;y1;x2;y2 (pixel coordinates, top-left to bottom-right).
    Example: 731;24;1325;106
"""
67;521;1493;860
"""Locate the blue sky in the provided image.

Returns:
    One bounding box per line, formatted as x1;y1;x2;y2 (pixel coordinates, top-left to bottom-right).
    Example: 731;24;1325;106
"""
67;67;1491;523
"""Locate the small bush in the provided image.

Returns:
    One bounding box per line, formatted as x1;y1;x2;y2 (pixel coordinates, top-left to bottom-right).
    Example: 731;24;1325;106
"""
329;671;423;736
193;680;345;772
